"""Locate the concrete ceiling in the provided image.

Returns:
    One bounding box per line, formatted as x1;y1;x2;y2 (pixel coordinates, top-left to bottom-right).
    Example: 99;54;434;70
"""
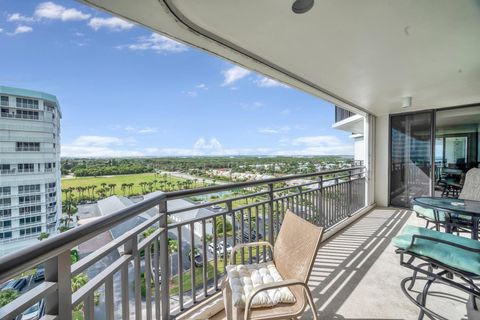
82;0;480;116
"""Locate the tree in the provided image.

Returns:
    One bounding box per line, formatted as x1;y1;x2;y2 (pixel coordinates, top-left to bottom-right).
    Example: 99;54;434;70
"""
216;217;232;236
0;289;20;307
108;183;116;195
38;232;50;241
168;238;178;255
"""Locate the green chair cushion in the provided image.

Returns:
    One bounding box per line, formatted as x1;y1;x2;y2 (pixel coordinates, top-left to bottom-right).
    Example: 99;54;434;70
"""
392;225;480;275
413;205;445;222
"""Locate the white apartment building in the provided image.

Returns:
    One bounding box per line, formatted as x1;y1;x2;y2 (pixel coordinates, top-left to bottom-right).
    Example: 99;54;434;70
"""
0;86;61;256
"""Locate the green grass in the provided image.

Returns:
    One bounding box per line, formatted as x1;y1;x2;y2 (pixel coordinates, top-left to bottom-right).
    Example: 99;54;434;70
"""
61;173;187;200
169;247;266;296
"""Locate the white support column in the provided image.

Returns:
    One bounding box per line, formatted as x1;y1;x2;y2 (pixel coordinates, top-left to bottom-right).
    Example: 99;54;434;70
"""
364;114;376;206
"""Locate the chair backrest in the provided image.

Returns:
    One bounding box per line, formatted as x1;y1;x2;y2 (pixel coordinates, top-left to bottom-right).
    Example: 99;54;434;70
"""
273;211;324;282
459;168;480;201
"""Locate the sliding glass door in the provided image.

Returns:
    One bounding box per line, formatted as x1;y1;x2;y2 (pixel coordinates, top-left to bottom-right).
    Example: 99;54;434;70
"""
389;111;434;207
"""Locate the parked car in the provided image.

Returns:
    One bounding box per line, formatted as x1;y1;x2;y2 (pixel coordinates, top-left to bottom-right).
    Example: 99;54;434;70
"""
219;241;232;254
208;242;232;255
19;300;45;320
187;249;203;267
2;278;27;292
33;267;44;282
208;243;220;255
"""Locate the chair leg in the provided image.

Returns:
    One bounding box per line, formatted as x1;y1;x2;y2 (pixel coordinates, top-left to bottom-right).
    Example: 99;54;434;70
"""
304;286;319;320
417;278;434;320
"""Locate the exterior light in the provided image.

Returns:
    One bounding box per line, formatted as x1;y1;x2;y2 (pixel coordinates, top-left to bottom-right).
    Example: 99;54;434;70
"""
402;96;412;108
292;0;314;14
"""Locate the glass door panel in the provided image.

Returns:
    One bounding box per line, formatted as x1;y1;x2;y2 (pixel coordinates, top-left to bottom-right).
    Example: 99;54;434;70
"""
390;112;433;207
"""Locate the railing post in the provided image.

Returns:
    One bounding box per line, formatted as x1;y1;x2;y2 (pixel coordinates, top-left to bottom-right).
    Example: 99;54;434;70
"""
44;250;71;320
267;183;274;245
348;170;353;216
318;176;323;225
159;197;170;319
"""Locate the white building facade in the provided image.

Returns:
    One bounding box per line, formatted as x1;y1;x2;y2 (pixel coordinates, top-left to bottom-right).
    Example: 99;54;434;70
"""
0;86;61;256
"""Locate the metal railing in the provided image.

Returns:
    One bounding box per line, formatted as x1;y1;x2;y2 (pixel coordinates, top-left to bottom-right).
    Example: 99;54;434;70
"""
335;105;355;122
0;167;366;319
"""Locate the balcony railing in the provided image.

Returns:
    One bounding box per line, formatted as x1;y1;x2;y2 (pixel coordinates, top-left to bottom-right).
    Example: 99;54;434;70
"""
335;105;355;122
0;167;366;319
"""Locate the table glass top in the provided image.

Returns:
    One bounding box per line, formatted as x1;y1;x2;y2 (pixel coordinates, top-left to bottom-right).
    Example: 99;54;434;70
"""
414;197;480;216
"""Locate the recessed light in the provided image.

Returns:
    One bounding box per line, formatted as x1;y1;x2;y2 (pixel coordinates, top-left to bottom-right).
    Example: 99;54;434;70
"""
292;0;314;14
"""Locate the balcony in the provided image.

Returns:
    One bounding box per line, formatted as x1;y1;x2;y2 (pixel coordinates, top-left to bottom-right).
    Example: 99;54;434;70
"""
0;167;370;319
332;106;364;135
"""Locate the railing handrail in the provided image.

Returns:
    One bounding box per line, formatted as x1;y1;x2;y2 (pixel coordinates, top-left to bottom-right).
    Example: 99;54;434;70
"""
0;192;167;283
165;166;364;199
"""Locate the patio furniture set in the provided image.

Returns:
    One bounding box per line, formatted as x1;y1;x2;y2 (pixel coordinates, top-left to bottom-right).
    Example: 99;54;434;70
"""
394;168;480;319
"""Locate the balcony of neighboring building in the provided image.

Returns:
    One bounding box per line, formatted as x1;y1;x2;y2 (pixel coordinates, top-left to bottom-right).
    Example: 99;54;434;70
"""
332;106;364;135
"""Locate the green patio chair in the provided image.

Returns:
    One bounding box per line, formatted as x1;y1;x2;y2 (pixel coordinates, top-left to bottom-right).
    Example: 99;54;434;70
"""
393;225;480;320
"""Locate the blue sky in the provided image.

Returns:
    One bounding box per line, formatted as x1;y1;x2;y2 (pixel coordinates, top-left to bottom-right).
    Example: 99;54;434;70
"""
0;0;353;157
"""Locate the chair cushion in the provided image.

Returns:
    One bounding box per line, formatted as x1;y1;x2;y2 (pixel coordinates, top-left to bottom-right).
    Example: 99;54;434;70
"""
392;225;480;275
413;205;445;221
226;261;296;308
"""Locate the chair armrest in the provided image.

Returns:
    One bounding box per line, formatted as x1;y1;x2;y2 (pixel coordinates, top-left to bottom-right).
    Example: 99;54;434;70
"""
243;279;309;320
229;241;273;265
410;234;480;253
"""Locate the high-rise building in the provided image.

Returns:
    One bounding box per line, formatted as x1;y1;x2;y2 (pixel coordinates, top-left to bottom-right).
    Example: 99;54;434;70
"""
0;86;61;256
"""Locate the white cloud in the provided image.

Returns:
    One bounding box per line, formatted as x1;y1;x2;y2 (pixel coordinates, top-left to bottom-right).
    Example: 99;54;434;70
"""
0;28;3;33
280;109;291;115
120;33;187;54
258;126;291;134
35;2;91;21
196;84;208;90
88;17;134;31
123;126;158;134
137;127;158;134
11;26;33;35
62;135;143;157
73;135;123;147
279;135;354;155
183;91;197;97
194;137;223;151
256;76;289;88
7;13;35;23
222;66;251;86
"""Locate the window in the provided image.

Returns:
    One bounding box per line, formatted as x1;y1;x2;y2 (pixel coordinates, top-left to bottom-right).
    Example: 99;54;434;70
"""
0;96;8;106
19;226;42;236
19;205;41;215
0;164;11;174
0;187;11;195
46;182;56;189
0;209;11;217
0;220;11;228
16;97;39;109
19;216;41;225
0;198;11;207
16;142;40;152
18;184;40;194
19;195;41;205
18;163;34;173
15;109;39;120
0;232;12;239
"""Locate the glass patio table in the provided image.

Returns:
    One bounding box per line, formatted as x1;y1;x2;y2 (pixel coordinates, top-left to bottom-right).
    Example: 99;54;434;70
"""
413;197;480;240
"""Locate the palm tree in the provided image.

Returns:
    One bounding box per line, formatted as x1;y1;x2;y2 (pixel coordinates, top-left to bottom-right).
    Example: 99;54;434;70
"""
108;183;116;195
120;183;127;196
128;183;134;195
91;185;97;200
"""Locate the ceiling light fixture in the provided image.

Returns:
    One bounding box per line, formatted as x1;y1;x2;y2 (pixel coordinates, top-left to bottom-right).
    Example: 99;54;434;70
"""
292;0;314;14
402;96;412;108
